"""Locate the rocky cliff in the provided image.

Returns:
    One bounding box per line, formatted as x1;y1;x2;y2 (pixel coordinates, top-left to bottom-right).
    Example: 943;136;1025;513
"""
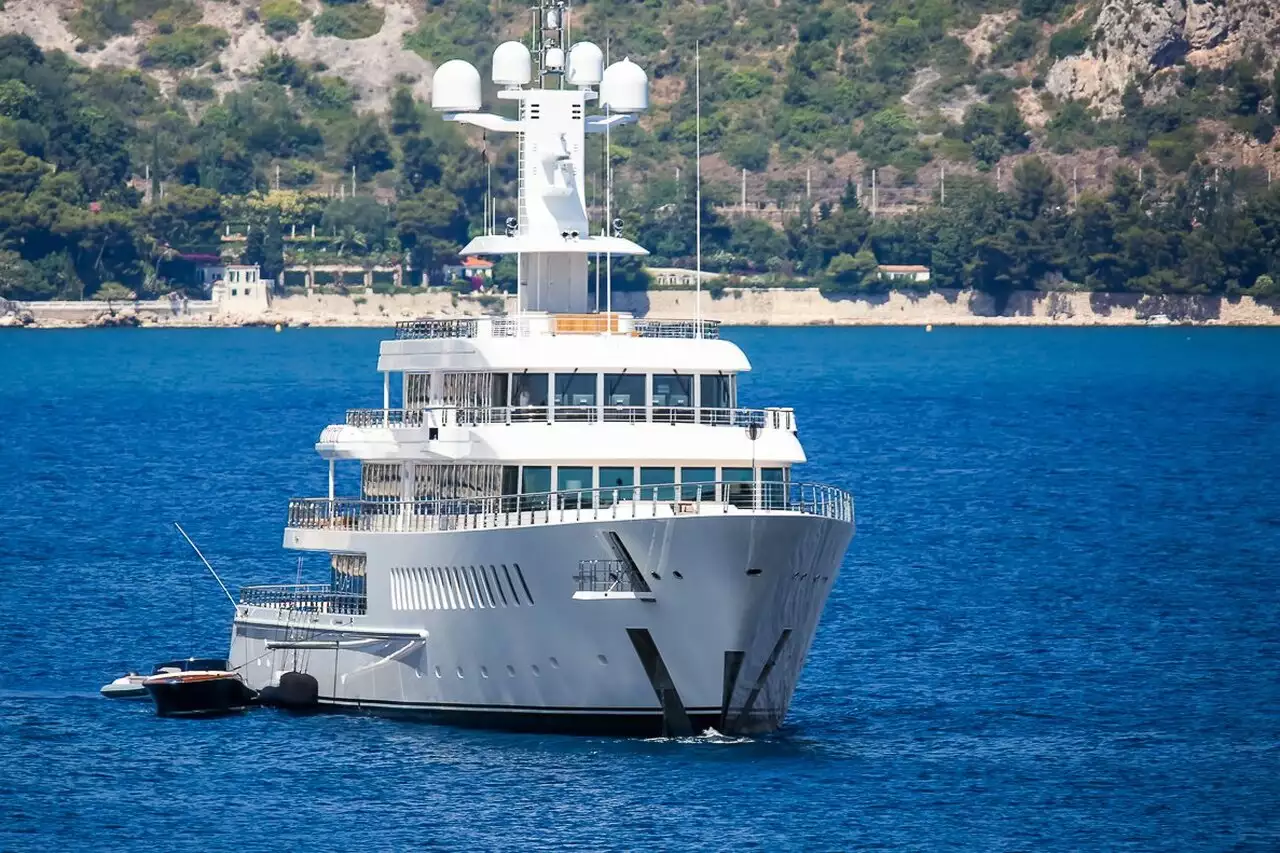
1046;0;1280;116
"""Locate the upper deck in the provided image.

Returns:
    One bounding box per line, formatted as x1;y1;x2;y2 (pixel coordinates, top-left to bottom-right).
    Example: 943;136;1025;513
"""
379;313;746;375
392;314;719;341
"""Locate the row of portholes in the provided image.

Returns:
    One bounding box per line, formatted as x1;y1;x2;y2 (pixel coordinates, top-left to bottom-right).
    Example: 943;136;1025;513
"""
421;655;610;680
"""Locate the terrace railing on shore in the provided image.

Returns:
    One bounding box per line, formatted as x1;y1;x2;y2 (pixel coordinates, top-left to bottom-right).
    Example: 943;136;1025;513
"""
286;480;853;534
343;405;795;430
239;583;367;615
393;316;721;341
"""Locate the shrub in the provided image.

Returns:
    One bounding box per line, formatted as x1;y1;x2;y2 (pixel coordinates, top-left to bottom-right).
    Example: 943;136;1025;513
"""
176;77;215;100
312;3;384;39
991;21;1040;67
260;0;309;37
1048;23;1090;60
144;25;229;68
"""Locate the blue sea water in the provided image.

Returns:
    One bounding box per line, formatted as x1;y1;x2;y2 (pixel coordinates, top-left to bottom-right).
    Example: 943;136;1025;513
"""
1;326;1278;852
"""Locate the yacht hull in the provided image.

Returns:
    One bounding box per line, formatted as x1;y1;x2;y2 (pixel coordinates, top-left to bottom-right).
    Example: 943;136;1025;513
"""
230;512;852;736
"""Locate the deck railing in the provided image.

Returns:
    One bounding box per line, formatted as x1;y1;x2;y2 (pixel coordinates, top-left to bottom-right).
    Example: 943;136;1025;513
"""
392;316;721;341
286;480;853;534
575;559;649;594
239;583;367;615
343;405;794;430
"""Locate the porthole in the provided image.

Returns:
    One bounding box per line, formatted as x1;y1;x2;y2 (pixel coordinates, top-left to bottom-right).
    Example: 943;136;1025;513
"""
456;667;464;679
746;568;762;576
549;657;560;668
480;666;489;678
650;572;661;580
672;570;684;579
531;664;541;676
506;665;516;677
433;666;442;678
597;655;608;666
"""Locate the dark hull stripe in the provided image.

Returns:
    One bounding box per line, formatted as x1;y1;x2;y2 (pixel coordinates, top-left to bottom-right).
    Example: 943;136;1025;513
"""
314;697;724;736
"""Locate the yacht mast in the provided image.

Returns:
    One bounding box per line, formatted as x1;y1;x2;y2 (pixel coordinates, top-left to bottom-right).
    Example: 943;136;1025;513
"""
695;41;702;339
429;0;649;317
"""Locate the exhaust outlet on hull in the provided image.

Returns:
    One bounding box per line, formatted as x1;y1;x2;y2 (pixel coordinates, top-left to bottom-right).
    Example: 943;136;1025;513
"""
626;628;694;737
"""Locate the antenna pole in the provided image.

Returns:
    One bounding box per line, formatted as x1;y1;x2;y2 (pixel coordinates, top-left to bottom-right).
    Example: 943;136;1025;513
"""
605;35;612;323
695;41;702;340
173;523;237;607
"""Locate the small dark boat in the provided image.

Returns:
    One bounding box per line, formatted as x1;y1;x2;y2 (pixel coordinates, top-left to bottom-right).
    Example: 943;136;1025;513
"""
143;658;257;717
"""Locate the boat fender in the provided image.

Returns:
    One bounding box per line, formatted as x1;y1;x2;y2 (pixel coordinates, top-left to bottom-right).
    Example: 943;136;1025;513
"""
258;671;319;710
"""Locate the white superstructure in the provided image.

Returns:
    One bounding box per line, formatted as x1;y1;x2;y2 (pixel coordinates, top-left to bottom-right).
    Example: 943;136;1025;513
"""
227;3;855;736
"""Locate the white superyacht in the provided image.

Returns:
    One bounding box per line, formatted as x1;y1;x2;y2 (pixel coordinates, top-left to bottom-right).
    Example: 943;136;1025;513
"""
228;3;855;736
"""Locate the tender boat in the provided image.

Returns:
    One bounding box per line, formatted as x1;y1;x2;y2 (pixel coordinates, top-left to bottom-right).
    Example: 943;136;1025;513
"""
100;673;150;699
142;658;258;717
100;659;204;700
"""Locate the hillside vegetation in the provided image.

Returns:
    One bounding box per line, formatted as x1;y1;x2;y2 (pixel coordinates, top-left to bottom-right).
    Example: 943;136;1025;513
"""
0;0;1278;302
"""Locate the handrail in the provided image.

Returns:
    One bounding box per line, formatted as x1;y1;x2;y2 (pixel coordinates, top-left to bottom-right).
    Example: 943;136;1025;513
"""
239;583;367;615
285;479;853;533
343;406;795;430
392;316;721;341
633;319;721;340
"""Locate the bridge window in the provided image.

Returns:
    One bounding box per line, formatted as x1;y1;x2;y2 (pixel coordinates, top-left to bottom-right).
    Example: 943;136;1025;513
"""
512;373;549;421
555;373;597;421
604;373;645;422
700;374;733;410
653;374;692;424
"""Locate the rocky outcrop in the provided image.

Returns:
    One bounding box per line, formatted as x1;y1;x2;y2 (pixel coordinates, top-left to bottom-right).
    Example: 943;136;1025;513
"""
1045;0;1280;117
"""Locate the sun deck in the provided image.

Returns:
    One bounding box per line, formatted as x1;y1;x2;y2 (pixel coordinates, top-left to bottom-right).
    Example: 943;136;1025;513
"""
393;314;720;341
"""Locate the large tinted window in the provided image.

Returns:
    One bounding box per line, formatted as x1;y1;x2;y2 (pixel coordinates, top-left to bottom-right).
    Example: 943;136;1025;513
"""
520;465;552;510
604;373;645;405
761;467;785;509
557;466;594;508
511;373;549;422
653;374;693;424
700;374;731;409
680;466;716;501
653;375;691;406
723;466;754;508
599;466;635;505
640;466;676;501
555;373;596;405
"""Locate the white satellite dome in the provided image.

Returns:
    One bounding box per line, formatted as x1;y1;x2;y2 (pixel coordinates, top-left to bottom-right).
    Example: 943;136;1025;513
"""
600;58;648;112
544;46;565;72
566;42;604;87
431;60;481;112
492;41;532;87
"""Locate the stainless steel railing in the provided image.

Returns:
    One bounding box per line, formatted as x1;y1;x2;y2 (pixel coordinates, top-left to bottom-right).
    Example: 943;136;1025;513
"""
392;317;722;341
343;406;795;430
239;583;367;615
575;559;648;594
285;479;853;534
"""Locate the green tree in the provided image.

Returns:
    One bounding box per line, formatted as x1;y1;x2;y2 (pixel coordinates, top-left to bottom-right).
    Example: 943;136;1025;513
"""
394;187;467;277
345;115;394;181
0;249;52;299
389;86;422;136
145;184;222;250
